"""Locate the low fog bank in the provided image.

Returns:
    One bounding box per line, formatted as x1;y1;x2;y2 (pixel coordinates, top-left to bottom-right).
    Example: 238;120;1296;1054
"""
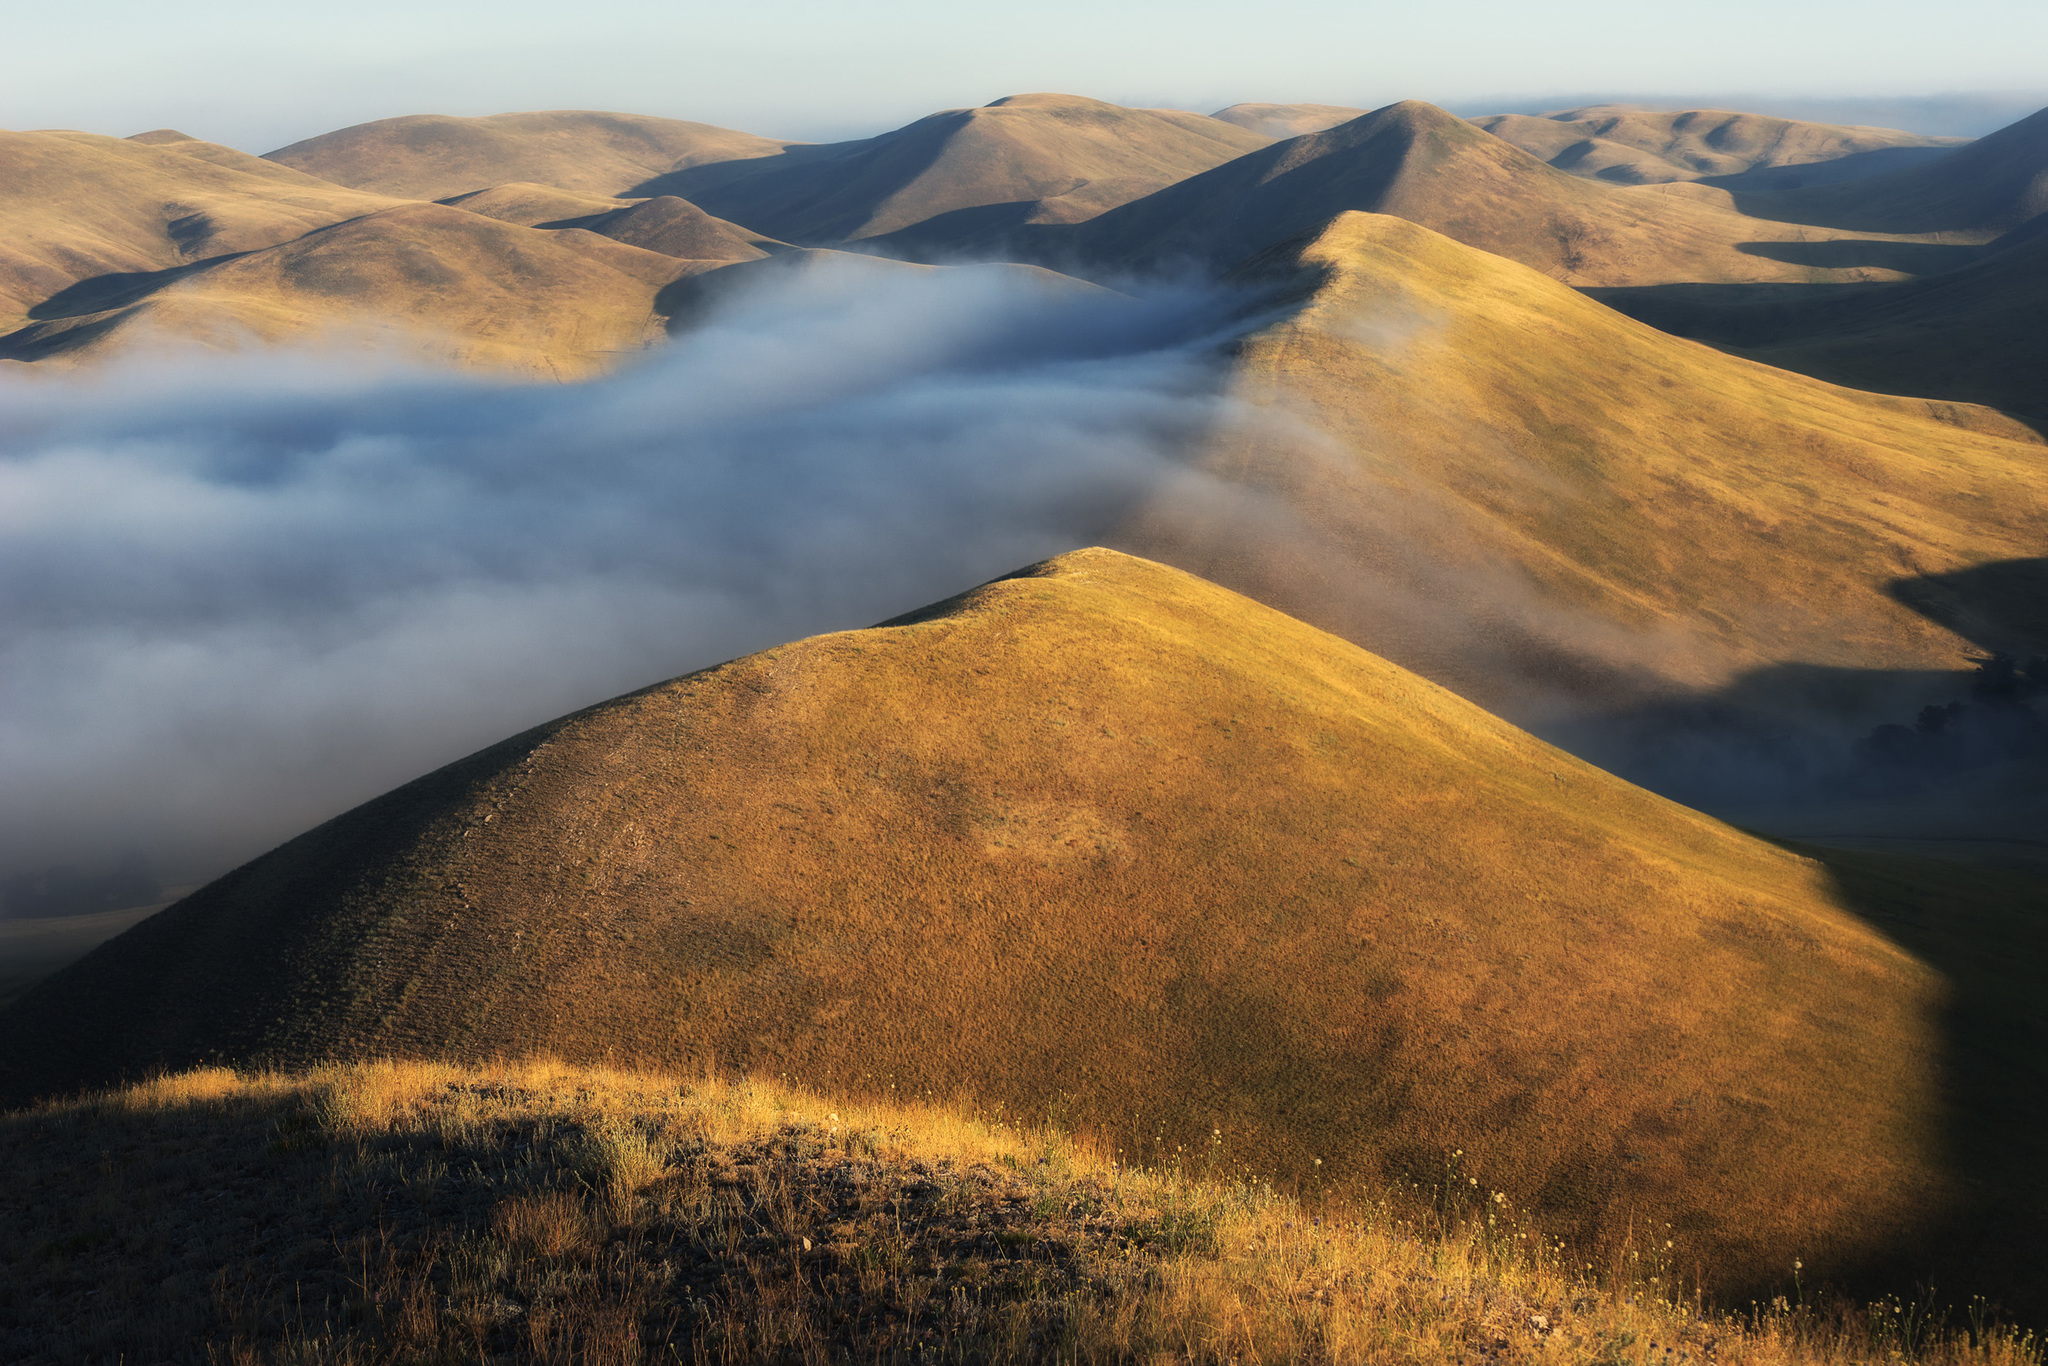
0;261;1251;892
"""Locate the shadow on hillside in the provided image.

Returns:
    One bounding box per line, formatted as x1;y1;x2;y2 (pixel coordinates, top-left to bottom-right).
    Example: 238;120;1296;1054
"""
1774;841;2048;1322
1582;279;2048;436
1701;145;1960;195
25;258;230;322
1734;238;1981;273
1557;559;2048;1318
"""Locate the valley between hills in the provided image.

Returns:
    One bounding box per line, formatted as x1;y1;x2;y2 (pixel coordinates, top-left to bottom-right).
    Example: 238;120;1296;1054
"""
1;93;2044;1363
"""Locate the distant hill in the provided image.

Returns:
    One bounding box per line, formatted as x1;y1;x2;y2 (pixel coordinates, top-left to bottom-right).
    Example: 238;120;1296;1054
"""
1740;104;2048;232
1;203;702;376
1057;100;1967;286
6;547;2040;1307
265;110;798;202
1112;213;2048;724
1474;105;1962;188
0;127;408;331
650;93;1273;250
1210;102;1369;139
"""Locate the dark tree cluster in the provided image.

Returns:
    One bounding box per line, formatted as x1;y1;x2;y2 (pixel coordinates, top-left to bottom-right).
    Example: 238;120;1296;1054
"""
1853;654;2048;780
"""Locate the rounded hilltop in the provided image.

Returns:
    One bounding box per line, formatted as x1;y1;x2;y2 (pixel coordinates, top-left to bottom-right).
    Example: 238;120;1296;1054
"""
3;547;2024;1306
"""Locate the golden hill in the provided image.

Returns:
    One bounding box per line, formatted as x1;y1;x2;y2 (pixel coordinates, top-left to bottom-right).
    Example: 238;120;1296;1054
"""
5;548;2045;1308
3;203;703;376
1211;102;1370;139
1059;101;1965;285
264;109;797;202
1744;104;2048;233
660;93;1273;251
0;126;409;332
1474;105;1962;188
440;180;641;226
1591;230;2048;429
440;183;782;257
1113;214;2048;716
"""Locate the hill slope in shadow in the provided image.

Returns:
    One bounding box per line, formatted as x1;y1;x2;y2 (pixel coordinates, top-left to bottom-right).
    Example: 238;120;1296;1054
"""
645;93;1273;251
1588;230;2048;430
1735;104;2048;233
1055;101;1969;286
1474;105;1962;189
3;548;2042;1309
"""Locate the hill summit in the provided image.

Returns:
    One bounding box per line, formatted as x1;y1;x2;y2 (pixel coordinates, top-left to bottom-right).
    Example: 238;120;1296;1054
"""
4;548;2026;1304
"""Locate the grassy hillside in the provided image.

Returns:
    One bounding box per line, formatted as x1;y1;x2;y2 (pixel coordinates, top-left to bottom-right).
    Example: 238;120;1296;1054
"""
2;203;703;376
265;110;797;202
652;93;1273;251
1211;102;1370;138
1739;105;2048;232
1589;232;2048;429
1115;213;2048;719
6;548;2045;1308
6;1061;2042;1363
1058;101;1973;285
1474;106;1961;188
0;127;409;330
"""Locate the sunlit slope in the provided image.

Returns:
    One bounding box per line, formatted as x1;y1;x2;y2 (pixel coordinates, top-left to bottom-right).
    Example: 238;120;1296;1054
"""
0;127;410;330
661;93;1273;249
1596;231;2048;428
0;548;1997;1297
1062;101;1959;285
4;204;701;376
1210;102;1370;138
441;181;642;226
266;110;797;201
442;184;781;259
1117;214;2048;709
1745;105;2048;232
1474;106;1961;188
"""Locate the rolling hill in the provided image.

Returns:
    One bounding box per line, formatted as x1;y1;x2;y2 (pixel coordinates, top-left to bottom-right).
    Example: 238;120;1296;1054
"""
1589;229;2048;429
1111;213;2048;736
3;547;2042;1309
265;110;798;202
0;126;409;332
648;93;1273;251
1474;105;1962;188
1737;104;2048;232
1;203;703;375
1210;101;1370;138
1056;100;1971;285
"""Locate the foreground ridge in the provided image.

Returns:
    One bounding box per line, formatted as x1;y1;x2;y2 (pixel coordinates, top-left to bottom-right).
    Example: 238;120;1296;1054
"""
2;1061;2038;1364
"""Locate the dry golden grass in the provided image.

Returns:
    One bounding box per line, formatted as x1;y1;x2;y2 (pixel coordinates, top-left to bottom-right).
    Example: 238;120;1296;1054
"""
1065;101;1986;286
9;202;709;376
1472;107;1961;187
3;1060;2040;1364
0;127;411;330
7;549;2039;1308
1210;103;1371;139
1120;213;2048;712
265;111;799;202
670;93;1274;249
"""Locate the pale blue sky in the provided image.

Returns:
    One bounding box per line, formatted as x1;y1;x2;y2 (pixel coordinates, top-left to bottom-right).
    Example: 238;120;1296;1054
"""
5;0;2043;149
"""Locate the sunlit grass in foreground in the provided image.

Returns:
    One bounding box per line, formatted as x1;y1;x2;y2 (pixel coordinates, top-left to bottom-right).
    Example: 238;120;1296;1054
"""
3;1061;2037;1364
